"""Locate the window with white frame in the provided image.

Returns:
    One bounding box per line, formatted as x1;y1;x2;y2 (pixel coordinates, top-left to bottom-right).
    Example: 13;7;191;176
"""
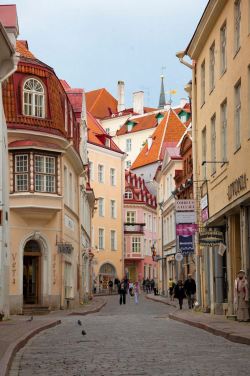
23;78;45;118
110;200;116;218
98;164;104;183
124;190;133;199
110;168;116;186
209;42;215;92
98;198;104;216
110;230;117;250
14;154;29;191
220;23;227;74
235;81;241;150
153;216;156;232
98;228;104;249
201;60;205;106
221;100;227;162
169;174;173;194
202;126;207;179
148;215;152;231
211;115;216;175
126;160;131;168
89;161;94;181
144;213;147;228
126;211;136;223
34;155;56;193
126;138;132;152
144;238;147;256
132;237;141;253
234;0;241;53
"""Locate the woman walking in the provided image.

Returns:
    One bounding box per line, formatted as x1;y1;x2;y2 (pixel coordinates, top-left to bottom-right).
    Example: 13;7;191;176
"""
134;281;139;304
234;270;249;322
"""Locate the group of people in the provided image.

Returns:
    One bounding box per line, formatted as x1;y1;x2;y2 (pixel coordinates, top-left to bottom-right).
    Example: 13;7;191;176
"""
168;274;196;310
142;278;157;294
118;277;140;305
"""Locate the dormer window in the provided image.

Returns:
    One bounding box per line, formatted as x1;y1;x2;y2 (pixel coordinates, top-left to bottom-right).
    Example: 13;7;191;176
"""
124;190;133;199
23;78;45;118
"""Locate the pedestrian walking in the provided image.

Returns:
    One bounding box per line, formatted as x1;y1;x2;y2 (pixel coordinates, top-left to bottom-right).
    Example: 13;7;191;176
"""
118;278;127;305
168;278;175;301
108;279;113;294
142;278;146;292
150;279;155;293
234;270;249;322
145;278;150;294
184;274;196;309
174;280;186;310
134;281;139;304
129;281;134;297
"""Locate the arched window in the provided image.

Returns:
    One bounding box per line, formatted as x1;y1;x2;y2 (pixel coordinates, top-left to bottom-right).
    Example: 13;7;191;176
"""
23;78;45;118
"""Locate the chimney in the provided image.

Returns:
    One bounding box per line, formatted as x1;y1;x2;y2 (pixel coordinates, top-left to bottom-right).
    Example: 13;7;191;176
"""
117;81;125;112
180;98;188;108
133;91;144;115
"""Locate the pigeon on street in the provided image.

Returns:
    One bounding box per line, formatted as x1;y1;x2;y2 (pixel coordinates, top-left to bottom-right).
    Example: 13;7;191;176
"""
77;320;82;326
82;329;86;335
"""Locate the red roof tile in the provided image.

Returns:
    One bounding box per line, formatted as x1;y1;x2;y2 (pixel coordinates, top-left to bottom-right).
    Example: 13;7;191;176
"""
60;80;84;118
116;112;158;136
131;109;186;169
8;140;61;150
124;169;157;208
0;5;18;29
16;40;36;59
86;88;118;119
87;111;123;154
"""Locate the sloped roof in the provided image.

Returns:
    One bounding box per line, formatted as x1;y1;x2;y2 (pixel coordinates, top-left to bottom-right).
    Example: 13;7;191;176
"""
60;80;83;117
131;109;186;169
0;4;18;30
116;112;158;136
16;40;36;59
87;111;123;154
124;170;157;209
86;88;118;119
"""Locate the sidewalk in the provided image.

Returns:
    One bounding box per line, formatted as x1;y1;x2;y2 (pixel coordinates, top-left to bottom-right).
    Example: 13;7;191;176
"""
0;297;106;376
146;294;250;346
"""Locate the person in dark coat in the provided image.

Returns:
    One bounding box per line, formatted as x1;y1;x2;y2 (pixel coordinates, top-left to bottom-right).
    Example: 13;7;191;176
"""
118;277;128;305
150;279;155;293
184;274;196;309
145;278;151;293
174;280;186;309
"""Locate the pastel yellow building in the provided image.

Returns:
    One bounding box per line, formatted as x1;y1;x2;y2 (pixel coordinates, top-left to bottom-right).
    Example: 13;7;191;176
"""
181;0;250;315
87;112;125;290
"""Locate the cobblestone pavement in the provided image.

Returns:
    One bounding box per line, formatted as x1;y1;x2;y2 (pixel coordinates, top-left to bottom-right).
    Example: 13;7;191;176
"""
9;295;250;376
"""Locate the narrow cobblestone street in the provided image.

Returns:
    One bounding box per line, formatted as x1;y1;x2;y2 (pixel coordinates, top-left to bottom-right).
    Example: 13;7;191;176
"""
9;296;250;376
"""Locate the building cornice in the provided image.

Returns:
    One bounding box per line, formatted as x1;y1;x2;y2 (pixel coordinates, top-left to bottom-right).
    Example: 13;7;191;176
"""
186;0;228;60
87;141;125;159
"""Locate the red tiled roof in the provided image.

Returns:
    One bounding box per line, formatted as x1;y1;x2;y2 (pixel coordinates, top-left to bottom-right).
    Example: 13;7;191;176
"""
0;5;18;29
60;80;84;118
116;113;158;136
8;140;61;150
16;40;36;59
131;109;186;169
87;111;123;154
86;88;118;119
124;169;157;208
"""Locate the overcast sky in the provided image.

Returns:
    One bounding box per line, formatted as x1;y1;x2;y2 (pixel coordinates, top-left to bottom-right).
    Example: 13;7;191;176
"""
3;0;208;107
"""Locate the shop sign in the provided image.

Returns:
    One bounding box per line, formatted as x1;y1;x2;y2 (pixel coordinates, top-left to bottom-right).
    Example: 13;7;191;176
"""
201;207;209;223
176;211;196;224
199;229;224;246
176;223;198;235
178;235;194;253
227;173;247;200
175;199;195;212
57;242;73;254
200;194;208;210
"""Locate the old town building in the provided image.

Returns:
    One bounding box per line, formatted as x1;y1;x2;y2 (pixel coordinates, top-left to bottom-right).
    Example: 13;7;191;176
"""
124;170;157;282
0;4;19;318
3;40;90;314
87;112;125;292
181;0;250;315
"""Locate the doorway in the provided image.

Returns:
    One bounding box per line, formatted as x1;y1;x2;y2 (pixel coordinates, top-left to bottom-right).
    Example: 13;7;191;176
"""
23;240;41;304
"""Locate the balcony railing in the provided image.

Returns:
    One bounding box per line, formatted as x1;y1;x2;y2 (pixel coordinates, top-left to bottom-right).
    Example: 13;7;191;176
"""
124;223;145;234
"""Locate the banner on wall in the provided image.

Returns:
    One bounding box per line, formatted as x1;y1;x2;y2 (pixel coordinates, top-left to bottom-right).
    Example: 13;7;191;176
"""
178;235;194;254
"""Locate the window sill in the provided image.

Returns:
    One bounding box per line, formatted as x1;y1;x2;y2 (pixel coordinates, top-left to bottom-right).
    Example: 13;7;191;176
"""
233;46;241;60
234;146;241;154
220;68;227;79
209;86;215;95
200;102;205;109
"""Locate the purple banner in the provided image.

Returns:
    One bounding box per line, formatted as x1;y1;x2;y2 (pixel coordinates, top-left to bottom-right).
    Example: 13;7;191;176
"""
176;223;198;236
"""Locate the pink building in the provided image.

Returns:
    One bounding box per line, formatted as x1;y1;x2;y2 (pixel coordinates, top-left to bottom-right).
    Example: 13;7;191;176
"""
124;170;157;283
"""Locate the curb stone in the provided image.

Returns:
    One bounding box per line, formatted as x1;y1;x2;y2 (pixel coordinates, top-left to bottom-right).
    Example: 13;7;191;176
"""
0;319;61;376
168;313;250;346
68;300;107;316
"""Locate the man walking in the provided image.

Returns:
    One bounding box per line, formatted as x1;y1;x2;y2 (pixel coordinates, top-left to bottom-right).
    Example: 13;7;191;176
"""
184;274;196;309
118;278;127;305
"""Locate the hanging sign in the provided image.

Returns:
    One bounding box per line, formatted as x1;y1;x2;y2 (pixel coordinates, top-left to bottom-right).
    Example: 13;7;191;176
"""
199;229;224;246
175;200;195;212
176;223;198;236
176;211;196;224
179;235;194;253
57;243;73;255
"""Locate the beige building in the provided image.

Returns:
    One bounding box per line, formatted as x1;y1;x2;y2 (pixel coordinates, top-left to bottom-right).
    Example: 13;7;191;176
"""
181;0;250;315
4;40;91;314
87;112;125;291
